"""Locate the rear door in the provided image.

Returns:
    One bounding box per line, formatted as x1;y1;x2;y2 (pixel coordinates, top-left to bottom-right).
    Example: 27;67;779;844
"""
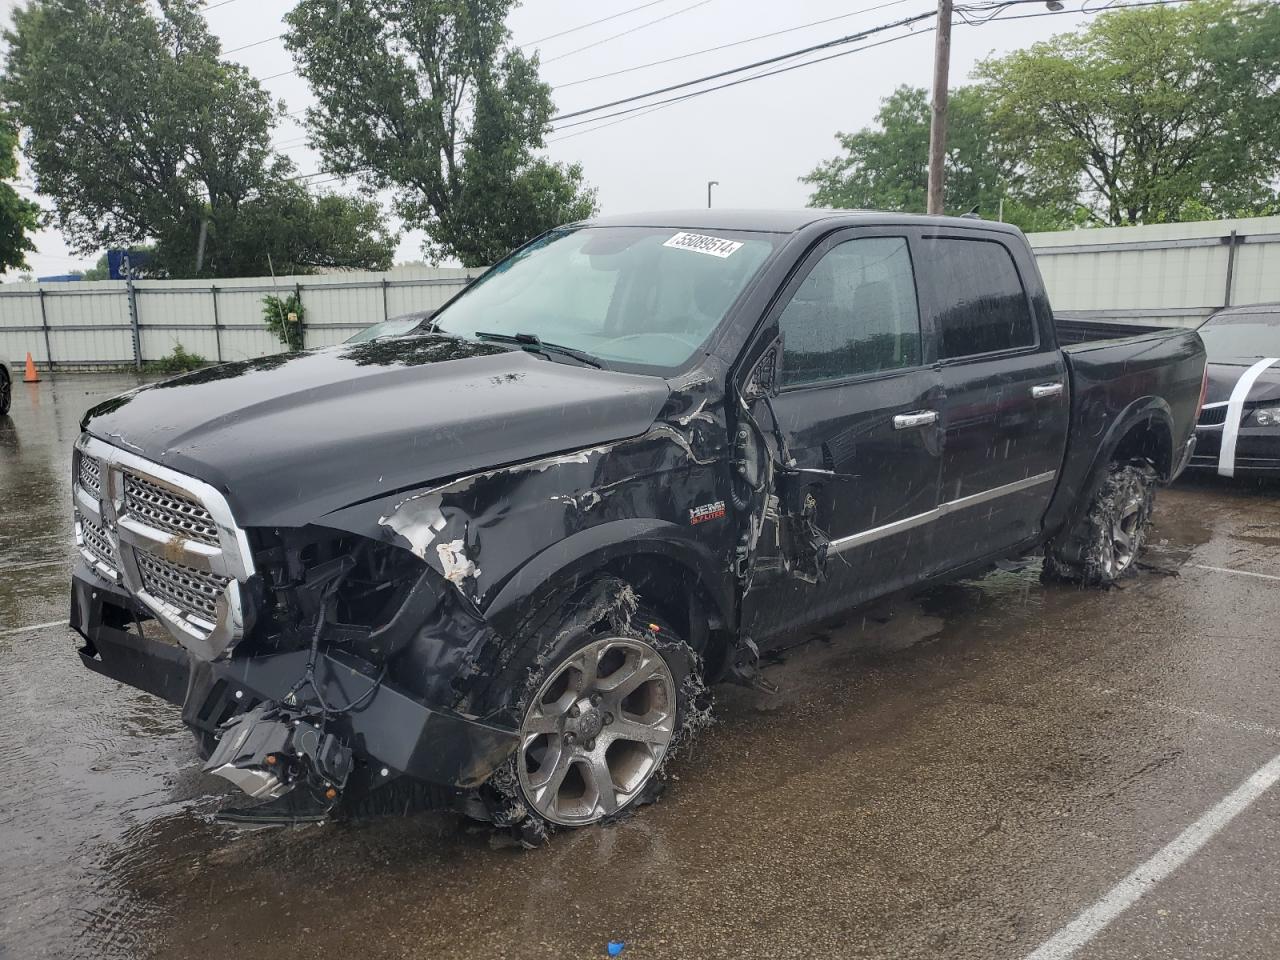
740;228;945;643
917;232;1069;570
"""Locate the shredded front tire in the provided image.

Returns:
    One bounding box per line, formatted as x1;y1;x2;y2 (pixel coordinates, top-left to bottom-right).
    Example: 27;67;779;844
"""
480;577;707;844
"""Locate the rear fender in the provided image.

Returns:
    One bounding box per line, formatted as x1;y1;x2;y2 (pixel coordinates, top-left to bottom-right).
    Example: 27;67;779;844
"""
1047;396;1174;541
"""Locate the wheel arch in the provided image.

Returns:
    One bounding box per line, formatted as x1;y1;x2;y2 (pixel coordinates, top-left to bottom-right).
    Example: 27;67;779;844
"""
482;519;735;674
1049;395;1172;545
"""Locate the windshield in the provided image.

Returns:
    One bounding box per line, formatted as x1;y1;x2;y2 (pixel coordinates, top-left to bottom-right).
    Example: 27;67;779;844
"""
1198;312;1280;359
432;226;778;372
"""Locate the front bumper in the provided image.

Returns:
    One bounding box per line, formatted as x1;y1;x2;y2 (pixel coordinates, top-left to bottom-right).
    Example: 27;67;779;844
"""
71;561;518;790
1189;425;1280;475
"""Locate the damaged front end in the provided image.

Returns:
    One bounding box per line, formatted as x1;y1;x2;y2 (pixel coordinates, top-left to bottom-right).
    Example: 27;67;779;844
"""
71;437;522;821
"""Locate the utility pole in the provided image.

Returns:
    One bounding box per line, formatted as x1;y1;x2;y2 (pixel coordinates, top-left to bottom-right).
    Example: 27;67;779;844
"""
707;180;719;208
926;0;952;216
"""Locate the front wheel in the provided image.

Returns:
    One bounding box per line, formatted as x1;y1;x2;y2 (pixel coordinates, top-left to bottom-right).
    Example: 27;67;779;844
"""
483;578;705;839
1044;461;1156;585
518;634;680;826
0;370;11;417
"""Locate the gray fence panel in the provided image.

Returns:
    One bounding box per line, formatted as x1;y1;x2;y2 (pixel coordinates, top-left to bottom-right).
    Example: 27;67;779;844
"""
1027;214;1280;328
0;267;480;367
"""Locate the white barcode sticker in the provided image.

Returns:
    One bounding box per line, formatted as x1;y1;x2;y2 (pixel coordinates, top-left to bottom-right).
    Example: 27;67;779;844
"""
662;231;743;258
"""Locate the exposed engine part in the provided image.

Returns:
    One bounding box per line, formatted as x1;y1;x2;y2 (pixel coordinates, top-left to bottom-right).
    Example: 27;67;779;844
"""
203;702;354;806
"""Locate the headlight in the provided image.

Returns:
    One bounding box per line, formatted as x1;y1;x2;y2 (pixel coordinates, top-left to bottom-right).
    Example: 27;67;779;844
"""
1250;407;1280;427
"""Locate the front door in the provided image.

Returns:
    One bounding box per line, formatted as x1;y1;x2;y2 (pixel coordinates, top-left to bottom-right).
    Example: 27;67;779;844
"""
739;230;945;645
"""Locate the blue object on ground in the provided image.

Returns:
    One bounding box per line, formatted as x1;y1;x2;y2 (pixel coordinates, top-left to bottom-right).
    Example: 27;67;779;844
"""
607;941;625;956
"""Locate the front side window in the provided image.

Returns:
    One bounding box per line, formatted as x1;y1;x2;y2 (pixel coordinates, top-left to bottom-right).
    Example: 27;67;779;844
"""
432;226;778;372
923;237;1035;359
778;236;922;388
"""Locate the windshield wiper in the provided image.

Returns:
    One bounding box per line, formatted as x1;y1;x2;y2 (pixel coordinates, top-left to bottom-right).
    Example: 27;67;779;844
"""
473;331;604;369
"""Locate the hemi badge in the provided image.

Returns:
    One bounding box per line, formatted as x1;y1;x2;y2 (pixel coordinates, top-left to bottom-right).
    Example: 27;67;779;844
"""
689;500;726;525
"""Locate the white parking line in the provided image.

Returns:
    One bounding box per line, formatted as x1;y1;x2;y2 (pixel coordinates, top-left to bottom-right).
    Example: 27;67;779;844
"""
0;619;67;638
1190;564;1280;583
1023;751;1280;960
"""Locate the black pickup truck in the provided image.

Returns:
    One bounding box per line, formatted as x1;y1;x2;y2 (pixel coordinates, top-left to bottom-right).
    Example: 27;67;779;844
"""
70;211;1206;839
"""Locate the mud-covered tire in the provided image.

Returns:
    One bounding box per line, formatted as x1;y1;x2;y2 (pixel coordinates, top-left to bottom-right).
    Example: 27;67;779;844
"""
0;369;11;417
481;577;707;844
1043;461;1156;586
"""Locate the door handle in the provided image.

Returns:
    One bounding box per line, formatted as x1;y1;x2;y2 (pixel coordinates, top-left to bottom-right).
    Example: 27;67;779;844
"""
1031;382;1064;400
893;410;938;430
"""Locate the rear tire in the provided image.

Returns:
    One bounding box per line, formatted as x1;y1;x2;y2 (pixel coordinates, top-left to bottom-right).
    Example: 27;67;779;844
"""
0;369;11;417
1043;461;1156;586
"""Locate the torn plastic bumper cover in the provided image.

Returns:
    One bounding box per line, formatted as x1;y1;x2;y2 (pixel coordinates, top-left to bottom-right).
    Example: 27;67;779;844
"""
71;561;519;792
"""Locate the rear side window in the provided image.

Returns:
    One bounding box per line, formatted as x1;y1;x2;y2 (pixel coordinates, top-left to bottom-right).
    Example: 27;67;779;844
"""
778;236;922;387
923;237;1035;359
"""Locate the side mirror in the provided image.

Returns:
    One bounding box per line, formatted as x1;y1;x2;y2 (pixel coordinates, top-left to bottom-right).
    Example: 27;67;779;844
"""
744;336;783;400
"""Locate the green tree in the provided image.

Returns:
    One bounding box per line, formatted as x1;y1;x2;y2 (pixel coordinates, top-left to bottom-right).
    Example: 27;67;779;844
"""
284;0;598;266
0;110;39;273
801;85;1075;231
976;0;1280;225
2;0;396;276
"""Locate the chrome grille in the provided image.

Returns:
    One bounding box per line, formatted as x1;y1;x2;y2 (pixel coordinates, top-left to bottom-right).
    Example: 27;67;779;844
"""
75;435;253;657
77;510;117;573
135;552;231;625
123;471;220;546
78;454;102;499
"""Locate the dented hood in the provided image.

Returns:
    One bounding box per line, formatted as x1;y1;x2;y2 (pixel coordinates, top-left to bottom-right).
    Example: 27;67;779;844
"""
81;335;671;527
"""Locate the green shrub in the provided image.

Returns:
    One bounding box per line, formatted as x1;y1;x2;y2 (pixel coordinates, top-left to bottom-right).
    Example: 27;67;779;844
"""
262;291;305;350
148;343;207;374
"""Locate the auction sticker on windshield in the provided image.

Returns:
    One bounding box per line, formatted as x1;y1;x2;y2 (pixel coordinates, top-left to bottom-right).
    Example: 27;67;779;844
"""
663;232;744;258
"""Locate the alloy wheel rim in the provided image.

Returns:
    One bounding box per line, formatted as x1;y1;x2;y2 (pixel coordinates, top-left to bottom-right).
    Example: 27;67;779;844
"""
518;635;677;826
1107;496;1144;576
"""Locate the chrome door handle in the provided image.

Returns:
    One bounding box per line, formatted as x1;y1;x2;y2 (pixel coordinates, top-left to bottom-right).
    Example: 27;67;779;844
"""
1031;383;1064;399
893;410;938;430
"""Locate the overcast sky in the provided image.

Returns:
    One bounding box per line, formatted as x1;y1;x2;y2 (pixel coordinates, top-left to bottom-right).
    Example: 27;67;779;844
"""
2;0;1106;278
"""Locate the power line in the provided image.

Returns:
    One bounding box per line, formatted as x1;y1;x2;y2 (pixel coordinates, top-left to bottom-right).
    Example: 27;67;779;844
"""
522;0;675;47
550;0;915;89
550;7;936;123
547;29;930;141
223;33;283;55
541;0;715;64
202;0;243;10
550;25;933;134
546;0;1188;141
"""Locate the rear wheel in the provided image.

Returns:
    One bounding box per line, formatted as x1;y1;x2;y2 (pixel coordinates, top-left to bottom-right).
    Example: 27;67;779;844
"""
1044;462;1156;585
0;369;11;416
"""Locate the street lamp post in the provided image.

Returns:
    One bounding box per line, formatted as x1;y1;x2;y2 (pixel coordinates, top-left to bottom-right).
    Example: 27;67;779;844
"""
707;180;719;208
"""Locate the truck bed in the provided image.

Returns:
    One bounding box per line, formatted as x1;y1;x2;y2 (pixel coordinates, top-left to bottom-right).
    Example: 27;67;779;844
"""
1054;312;1176;346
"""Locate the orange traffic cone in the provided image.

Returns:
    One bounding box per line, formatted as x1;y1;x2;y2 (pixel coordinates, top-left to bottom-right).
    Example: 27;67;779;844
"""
23;352;40;383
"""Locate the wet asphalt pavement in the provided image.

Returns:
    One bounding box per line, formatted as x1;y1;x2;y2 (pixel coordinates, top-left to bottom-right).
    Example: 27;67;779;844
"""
2;372;1280;960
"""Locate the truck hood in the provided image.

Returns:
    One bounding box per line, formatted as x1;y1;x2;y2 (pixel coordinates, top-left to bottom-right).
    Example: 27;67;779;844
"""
1204;357;1280;405
82;335;671;527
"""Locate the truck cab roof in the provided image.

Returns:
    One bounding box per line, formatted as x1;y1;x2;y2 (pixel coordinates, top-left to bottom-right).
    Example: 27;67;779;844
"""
582;208;1028;237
